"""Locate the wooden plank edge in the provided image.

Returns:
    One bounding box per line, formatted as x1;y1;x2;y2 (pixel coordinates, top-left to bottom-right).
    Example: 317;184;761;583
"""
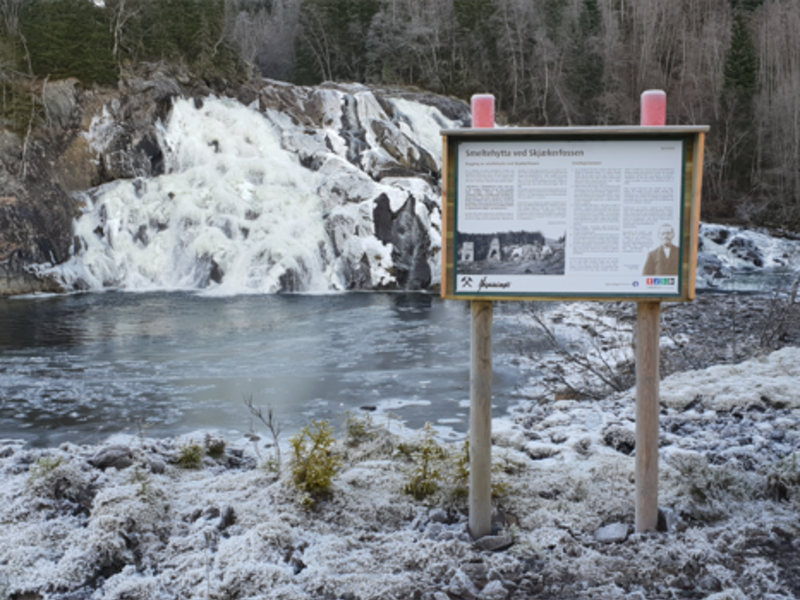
441;135;451;299
689;132;705;301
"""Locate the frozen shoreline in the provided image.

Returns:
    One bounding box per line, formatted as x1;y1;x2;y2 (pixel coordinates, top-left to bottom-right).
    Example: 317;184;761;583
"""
3;343;800;600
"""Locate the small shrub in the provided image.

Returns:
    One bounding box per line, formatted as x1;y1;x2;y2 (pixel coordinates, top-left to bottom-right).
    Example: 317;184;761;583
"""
177;442;204;469
26;454;93;505
28;455;64;482
344;411;378;447
448;440;512;501
244;394;282;472
765;452;800;502
668;451;762;521
450;439;471;500
402;423;446;501
128;466;152;498
289;420;341;505
204;433;226;460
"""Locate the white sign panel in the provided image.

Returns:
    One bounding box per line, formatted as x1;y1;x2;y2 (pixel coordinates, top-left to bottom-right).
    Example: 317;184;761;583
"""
453;139;685;297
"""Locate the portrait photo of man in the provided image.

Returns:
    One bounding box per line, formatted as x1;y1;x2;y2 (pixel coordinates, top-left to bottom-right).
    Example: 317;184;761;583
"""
642;223;680;276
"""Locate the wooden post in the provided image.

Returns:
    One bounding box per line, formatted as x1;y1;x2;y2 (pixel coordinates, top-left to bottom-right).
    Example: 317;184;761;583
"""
470;300;493;538
635;301;661;531
636;89;666;532
469;93;495;539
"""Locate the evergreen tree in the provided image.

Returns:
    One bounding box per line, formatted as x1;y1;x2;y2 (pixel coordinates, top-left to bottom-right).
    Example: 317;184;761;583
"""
729;0;763;12
451;0;499;98
20;0;116;85
453;0;495;31
542;0;569;42
723;11;758;100
294;0;381;84
720;10;759;195
106;0;242;84
564;0;604;124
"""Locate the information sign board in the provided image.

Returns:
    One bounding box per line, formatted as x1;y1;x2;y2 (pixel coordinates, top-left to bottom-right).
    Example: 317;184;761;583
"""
441;127;707;302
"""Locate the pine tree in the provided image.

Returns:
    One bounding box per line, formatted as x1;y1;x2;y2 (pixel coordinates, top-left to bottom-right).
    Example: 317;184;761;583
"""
729;0;763;12
720;10;759;196
294;0;381;84
20;0;116;85
542;0;569;42
453;0;495;31
723;11;758;100
564;0;604;124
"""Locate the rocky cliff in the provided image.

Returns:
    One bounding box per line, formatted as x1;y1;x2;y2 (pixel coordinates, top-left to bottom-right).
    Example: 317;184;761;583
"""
0;68;470;295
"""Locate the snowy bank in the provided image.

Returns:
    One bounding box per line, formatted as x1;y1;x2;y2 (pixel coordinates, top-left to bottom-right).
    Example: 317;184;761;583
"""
3;348;800;600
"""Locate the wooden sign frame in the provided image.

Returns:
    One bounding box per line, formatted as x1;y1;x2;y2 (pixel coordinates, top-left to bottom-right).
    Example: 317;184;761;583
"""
441;126;708;303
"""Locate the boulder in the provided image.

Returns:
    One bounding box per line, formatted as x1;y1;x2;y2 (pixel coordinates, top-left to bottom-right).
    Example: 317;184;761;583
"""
594;523;630;544
447;569;480;600
89;445;134;471
474;535;514;552
480;581;507;600
43;78;79;129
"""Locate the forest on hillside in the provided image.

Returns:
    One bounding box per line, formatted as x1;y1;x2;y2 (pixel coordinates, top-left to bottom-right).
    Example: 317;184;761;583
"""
1;0;799;231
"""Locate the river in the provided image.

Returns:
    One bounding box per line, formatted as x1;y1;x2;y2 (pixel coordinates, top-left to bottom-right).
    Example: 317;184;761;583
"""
0;292;538;447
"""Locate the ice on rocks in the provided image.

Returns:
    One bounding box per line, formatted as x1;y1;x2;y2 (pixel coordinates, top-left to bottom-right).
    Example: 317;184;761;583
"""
447;568;481;600
52;84;462;294
480;579;507;599
594;523;630;544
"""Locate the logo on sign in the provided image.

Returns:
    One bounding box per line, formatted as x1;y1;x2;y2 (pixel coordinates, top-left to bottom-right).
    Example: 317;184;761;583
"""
645;277;676;286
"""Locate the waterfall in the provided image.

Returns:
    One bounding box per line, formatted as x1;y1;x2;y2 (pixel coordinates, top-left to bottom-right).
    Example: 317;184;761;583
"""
52;84;466;294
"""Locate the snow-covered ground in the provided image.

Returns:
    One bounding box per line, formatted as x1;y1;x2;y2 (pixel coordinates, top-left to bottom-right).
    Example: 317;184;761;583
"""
3;309;800;599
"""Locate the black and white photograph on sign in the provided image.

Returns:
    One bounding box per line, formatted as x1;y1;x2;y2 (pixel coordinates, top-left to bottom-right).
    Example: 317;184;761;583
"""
642;223;680;276
457;230;566;275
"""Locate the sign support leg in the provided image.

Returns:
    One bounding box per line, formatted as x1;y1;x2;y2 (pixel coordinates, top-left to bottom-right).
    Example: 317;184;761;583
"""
469;299;493;539
467;93;496;540
635;300;661;532
635;89;667;533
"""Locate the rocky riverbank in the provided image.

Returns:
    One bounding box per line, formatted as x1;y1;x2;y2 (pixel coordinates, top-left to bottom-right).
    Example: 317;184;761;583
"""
3;297;800;600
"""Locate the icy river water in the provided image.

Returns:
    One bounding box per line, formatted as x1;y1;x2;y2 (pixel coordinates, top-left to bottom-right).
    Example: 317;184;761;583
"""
0;292;538;447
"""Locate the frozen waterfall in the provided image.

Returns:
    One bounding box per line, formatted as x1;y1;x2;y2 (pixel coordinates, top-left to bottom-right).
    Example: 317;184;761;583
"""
52;83;467;294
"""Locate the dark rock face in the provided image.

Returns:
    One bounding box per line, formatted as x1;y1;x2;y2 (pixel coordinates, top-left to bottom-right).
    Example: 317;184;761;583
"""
373;194;432;290
0;140;78;295
372;194;394;244
0;70;186;296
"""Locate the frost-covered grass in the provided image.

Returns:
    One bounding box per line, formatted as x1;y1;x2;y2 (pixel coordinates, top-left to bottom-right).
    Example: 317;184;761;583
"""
3;345;800;599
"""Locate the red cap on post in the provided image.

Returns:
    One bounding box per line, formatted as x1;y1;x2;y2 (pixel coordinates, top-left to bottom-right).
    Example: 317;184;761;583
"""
640;90;667;126
471;94;495;129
